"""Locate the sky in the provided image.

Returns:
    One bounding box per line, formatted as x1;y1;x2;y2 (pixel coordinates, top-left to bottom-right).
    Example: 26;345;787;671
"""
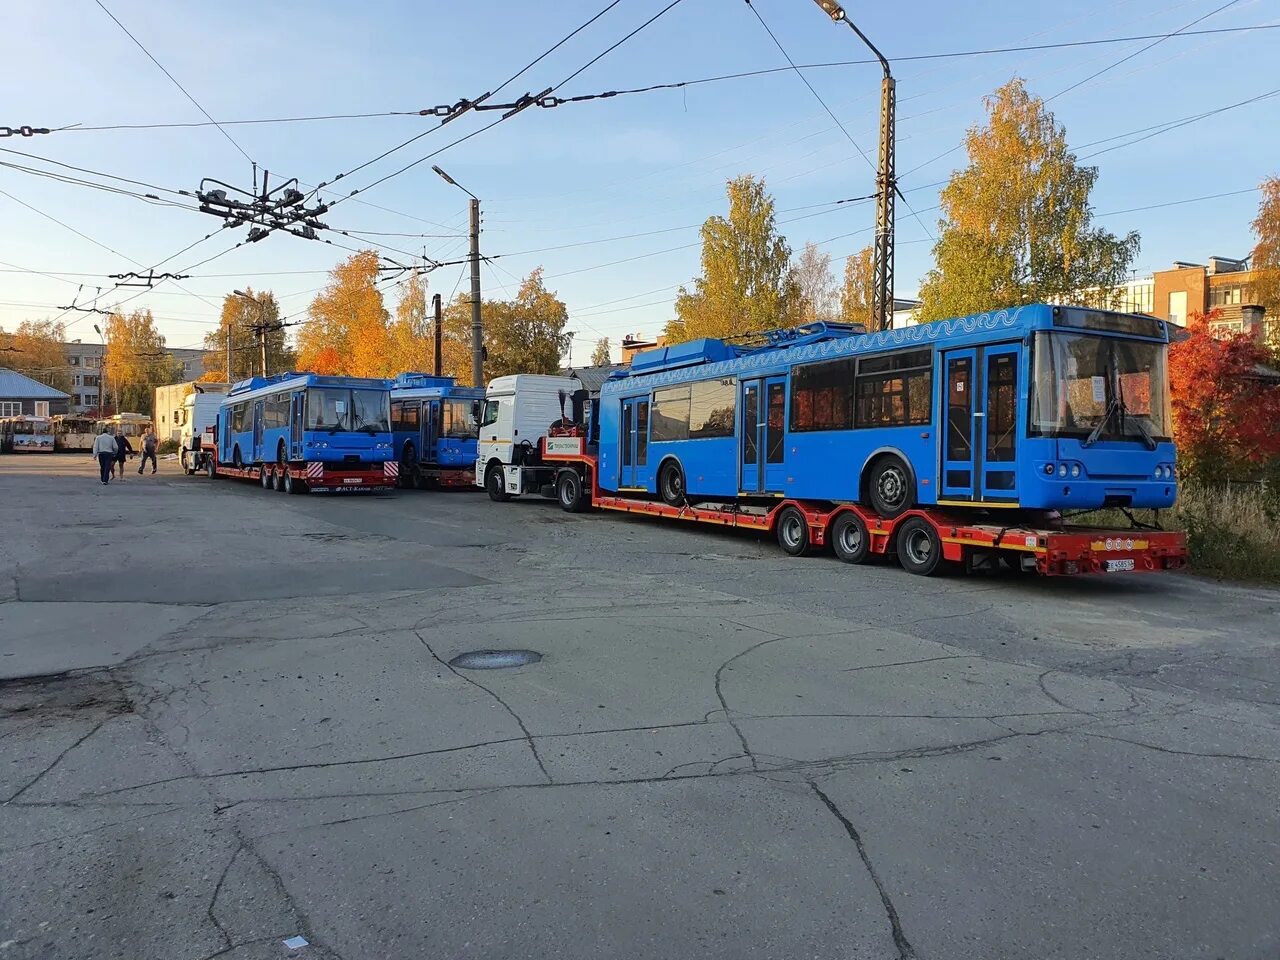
1;0;1277;366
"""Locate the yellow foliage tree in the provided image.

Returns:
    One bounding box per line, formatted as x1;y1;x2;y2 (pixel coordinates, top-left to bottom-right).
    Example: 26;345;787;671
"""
201;289;293;381
665;175;797;344
1250;175;1280;351
0;319;71;393
103;309;182;412
916;79;1140;321
386;270;438;375
296;250;391;377
840;246;874;328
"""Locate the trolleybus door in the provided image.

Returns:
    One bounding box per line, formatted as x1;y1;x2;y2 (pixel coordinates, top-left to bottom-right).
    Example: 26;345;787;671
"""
940;349;977;500
252;400;265;462
740;376;787;494
979;345;1020;502
424;400;440;464
289;391;305;461
619;397;649;489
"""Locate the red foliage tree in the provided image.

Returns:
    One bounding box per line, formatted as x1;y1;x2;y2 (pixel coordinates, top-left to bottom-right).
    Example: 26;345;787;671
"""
1168;310;1280;480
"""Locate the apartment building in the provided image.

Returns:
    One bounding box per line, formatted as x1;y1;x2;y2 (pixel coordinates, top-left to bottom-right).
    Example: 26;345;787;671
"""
62;341;207;412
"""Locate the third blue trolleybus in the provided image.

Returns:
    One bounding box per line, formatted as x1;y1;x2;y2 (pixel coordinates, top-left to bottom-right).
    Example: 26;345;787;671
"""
389;373;483;488
526;303;1188;576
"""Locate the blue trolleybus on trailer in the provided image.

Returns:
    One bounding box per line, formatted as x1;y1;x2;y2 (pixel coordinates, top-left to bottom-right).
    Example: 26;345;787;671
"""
597;304;1176;516
214;373;396;493
389;373;483;488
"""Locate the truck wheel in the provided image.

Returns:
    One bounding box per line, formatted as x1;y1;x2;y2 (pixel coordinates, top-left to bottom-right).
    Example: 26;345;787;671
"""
284;470;304;495
896;516;945;576
486;464;510;502
275;466;287;492
260;467;272;489
867;454;915;518
775;505;810;557
658;460;685;506
557;469;586;513
831;511;871;564
181;450;194;476
206;457;216;479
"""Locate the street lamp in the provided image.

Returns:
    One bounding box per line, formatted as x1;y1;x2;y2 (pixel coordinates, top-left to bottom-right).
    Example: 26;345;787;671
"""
433;164;484;387
810;0;896;332
93;323;109;416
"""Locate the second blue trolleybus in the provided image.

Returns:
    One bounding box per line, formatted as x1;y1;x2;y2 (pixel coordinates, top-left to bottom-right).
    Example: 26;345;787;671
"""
389;373;483;488
207;373;397;493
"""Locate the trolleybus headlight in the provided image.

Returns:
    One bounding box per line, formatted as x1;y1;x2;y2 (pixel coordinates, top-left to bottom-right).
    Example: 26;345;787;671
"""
1043;463;1054;475
1154;465;1166;479
1057;464;1068;478
1070;464;1081;478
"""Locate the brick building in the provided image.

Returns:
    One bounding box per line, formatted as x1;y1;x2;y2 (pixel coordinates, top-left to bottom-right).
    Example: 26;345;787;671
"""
1150;256;1272;338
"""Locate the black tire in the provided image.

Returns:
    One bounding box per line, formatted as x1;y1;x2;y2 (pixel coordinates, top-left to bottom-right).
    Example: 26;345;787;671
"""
206;456;216;479
260;466;272;489
181;450;194;476
775;505;810;557
284;470;305;495
896;516;945;576
658;459;685;506
830;511;871;564
232;445;243;469
557;469;587;512
867;455;915;518
486;463;510;502
274;466;287;492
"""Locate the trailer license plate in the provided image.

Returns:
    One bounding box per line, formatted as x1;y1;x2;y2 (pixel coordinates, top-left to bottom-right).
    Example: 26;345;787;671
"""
1106;558;1135;572
343;478;360;484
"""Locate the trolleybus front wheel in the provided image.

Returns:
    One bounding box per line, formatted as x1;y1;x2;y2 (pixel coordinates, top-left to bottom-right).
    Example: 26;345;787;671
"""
485;463;510;502
830;511;871;564
556;469;587;513
896;516;945;576
658;460;685;506
775;505;811;557
868;455;914;519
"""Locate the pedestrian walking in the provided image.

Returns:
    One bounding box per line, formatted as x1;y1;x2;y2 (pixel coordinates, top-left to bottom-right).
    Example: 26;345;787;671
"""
114;428;133;480
92;427;116;485
138;427;158;475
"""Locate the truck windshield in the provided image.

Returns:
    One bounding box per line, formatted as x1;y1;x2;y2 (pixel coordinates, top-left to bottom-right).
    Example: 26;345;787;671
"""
442;399;479;439
351;389;390;433
480;399;500;428
1030;332;1170;442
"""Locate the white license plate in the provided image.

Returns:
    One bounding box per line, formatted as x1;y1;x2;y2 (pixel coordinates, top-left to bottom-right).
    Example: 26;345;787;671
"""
342;478;361;484
1105;558;1135;572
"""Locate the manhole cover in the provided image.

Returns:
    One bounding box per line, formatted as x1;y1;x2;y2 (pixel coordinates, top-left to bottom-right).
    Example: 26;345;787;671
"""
448;649;542;670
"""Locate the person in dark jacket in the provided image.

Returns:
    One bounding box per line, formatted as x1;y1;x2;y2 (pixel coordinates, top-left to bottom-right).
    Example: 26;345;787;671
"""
114;428;133;480
137;428;158;475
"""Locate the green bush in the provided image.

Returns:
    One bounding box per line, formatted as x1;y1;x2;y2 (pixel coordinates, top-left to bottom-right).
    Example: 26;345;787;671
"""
158;439;180;455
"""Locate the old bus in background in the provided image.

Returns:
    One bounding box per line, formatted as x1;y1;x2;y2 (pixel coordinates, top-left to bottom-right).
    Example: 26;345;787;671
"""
0;416;55;453
51;414;98;452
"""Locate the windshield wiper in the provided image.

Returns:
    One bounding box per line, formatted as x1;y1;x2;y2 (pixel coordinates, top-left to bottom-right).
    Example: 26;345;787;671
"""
1082;365;1119;448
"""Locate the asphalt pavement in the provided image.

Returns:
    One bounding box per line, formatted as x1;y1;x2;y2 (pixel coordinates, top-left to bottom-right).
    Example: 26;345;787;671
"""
1;455;1278;959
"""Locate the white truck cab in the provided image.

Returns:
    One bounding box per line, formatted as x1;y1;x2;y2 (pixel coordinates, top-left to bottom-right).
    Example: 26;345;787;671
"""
179;389;225;475
476;374;580;499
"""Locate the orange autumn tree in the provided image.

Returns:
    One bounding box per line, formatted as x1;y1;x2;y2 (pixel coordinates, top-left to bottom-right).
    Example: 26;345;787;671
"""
297;250;391;376
1168;309;1280;482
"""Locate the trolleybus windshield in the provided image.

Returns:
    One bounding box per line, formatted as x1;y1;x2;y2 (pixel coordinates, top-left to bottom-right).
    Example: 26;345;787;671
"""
1030;331;1170;443
441;399;479;439
351;389;390;433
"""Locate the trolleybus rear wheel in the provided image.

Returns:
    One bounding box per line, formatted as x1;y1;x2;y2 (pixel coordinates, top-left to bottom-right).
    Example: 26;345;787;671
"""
658;460;685;506
868;455;914;519
896;516;944;576
556;469;586;513
830;511;871;564
485;463;510;502
775;505;810;557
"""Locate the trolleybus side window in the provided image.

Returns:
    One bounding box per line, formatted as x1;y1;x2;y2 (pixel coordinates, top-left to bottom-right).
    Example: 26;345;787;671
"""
791;358;854;432
635;400;649;464
986;354;1017;463
689;379;736;439
651;385;691;442
854;349;932;427
766;382;785;463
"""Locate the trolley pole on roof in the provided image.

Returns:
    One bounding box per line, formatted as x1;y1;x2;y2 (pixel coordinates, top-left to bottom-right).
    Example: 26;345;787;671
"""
810;0;896;332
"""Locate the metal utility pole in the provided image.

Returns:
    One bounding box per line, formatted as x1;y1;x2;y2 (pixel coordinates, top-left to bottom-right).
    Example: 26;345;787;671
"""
93;323;108;416
432;293;443;377
234;289;273;377
433;165;484;387
811;0;896;331
226;326;232;382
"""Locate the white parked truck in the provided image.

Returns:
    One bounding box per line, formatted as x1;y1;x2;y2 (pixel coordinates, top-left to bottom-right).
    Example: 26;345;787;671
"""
178;390;224;475
475;374;582;500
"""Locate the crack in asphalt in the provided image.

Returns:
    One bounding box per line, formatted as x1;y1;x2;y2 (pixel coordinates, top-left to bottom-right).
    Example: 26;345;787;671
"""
206;842;242;953
3;718;107;804
418;631;554;785
809;781;918;960
1065;729;1280;763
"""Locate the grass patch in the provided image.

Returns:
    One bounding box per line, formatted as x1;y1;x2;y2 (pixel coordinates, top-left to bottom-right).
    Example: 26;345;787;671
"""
1172;484;1280;583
